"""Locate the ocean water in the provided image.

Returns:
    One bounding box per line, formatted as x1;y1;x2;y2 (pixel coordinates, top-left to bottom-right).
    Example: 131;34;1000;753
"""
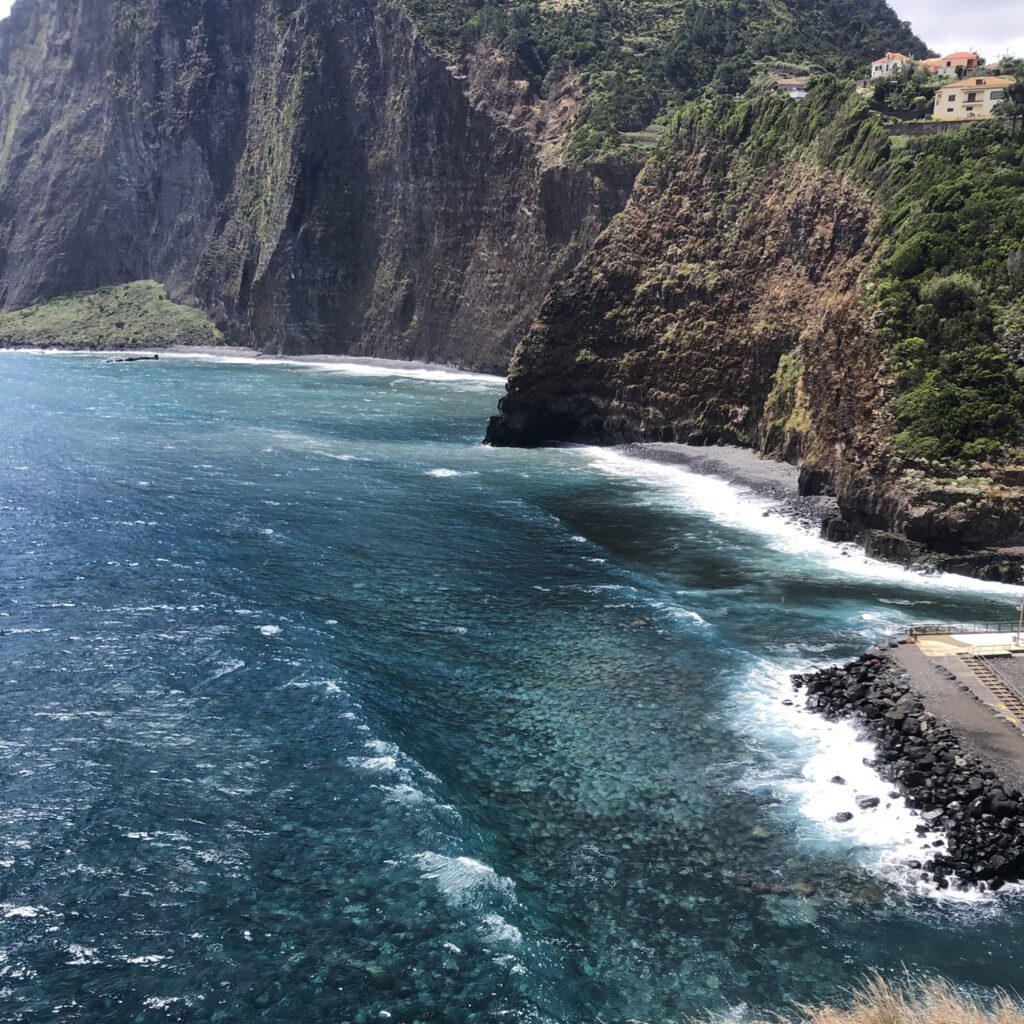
2;351;1024;1024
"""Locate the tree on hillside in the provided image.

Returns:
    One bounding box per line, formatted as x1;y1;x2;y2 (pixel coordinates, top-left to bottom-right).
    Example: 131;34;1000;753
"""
993;57;1024;132
871;62;934;117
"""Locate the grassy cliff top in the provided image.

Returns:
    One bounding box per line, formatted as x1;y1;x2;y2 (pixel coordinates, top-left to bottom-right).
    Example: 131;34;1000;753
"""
0;281;224;350
398;0;927;158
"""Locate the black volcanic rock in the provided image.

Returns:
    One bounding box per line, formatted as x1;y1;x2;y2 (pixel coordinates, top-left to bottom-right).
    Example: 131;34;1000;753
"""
793;654;1024;889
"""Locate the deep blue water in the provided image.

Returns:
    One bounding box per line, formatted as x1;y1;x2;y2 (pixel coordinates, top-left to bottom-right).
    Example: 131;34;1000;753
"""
2;351;1024;1024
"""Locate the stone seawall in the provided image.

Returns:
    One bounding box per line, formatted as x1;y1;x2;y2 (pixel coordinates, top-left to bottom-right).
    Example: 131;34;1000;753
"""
886;116;1015;138
794;653;1024;890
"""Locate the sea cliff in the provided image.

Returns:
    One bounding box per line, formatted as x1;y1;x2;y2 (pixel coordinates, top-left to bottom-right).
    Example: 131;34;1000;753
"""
0;0;927;368
0;0;634;370
488;85;1024;579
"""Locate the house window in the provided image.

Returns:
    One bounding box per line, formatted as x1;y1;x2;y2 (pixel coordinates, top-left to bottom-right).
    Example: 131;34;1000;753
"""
947;107;955;112
948;93;956;100
966;92;979;102
991;90;1005;100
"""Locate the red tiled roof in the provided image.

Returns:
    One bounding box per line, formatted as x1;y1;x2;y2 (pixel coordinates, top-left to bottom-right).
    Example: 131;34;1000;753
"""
937;75;1015;90
920;52;978;69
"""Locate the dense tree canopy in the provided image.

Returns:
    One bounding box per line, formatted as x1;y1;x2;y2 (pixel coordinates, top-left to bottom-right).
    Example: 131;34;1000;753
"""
398;0;926;157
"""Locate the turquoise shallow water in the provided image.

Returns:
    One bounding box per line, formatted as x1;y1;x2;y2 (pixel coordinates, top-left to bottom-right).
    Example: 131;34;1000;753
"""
2;352;1024;1024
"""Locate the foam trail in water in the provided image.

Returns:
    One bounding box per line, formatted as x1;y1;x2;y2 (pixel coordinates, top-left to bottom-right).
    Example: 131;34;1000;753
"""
6;348;505;383
583;447;1017;597
415;853;515;905
159;351;504;384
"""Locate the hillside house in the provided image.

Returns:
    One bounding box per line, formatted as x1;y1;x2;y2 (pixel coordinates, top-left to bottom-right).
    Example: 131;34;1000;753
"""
770;74;809;99
871;51;914;78
933;76;1015;119
920;51;980;77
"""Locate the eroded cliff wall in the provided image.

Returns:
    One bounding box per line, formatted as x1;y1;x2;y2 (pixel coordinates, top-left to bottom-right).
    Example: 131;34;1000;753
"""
487;90;1024;579
0;0;633;370
486;154;880;454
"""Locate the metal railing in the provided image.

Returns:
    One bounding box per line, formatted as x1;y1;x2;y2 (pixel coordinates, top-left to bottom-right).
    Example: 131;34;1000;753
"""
958;644;1022;656
958;652;1024;728
908;622;1021;638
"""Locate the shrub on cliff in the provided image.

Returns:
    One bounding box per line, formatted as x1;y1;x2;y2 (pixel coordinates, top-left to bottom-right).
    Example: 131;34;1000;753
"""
875;127;1024;461
0;281;223;350
664;83;1024;465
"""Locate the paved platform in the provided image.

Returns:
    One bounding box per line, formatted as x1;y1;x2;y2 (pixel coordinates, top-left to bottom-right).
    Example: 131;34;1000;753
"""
892;641;1024;792
914;633;1024;657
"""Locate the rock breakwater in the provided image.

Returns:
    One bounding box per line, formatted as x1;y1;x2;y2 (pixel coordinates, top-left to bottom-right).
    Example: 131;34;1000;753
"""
794;654;1024;890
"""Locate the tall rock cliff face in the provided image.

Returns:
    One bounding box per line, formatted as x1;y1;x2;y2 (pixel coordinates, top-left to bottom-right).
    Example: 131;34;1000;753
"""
0;0;634;371
486;154;880;453
487;93;1024;580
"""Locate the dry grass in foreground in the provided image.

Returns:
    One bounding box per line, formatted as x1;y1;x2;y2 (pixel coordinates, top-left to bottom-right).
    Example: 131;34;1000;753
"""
780;975;1024;1024
625;975;1024;1024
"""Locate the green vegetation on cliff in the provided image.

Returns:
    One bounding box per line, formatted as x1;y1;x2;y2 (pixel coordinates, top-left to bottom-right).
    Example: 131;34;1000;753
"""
0;281;224;350
397;0;926;158
488;78;1024;571
668;83;1024;464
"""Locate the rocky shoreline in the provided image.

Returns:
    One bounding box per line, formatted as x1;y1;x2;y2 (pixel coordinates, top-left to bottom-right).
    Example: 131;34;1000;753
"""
626;442;841;533
795;652;1024;891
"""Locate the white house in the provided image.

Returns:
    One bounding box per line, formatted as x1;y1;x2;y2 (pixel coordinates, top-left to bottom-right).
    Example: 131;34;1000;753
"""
871;52;914;78
919;51;980;78
933;76;1015;119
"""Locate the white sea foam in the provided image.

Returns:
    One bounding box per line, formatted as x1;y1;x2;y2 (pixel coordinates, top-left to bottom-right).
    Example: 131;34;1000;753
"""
283;678;343;696
415;853;515;906
210;659;244;680
579;448;1019;898
66;945;100;966
315;451;362;461
651;602;708;626
426;468;461;478
478;913;523;946
158;350;504;384
740;661;1011;903
378;783;428;805
349;755;399;773
2;905;41;918
258;625;281;637
583;448;1017;597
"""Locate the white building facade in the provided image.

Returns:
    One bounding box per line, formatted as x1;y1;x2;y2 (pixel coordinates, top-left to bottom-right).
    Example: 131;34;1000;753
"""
933;76;1015;119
